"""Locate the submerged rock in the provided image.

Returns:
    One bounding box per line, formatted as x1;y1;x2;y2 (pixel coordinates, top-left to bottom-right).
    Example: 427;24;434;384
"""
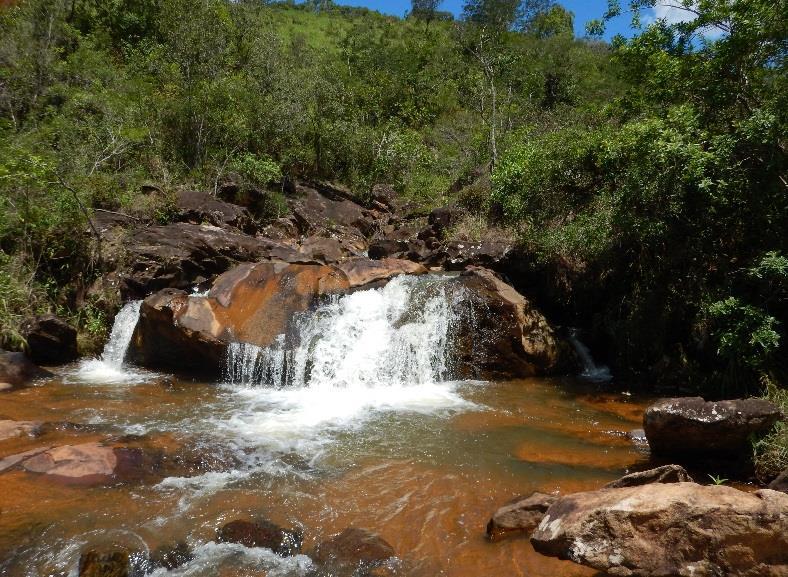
78;550;129;577
602;464;694;488
217;518;303;556
486;492;558;542
0;351;51;387
531;483;788;577
643;397;783;459
21;314;78;365
310;527;395;575
0;419;41;441
148;542;194;570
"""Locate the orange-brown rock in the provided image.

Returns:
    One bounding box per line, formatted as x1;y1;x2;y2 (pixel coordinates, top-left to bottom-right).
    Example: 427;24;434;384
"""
531;483;788;577
130;259;424;376
453;267;573;378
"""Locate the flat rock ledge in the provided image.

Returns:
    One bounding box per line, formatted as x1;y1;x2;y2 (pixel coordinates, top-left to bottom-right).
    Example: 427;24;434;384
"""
531;482;788;577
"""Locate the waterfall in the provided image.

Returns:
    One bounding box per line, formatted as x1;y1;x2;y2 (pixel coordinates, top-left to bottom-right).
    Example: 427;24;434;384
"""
74;300;144;383
225;275;459;389
568;329;612;383
101;300;142;368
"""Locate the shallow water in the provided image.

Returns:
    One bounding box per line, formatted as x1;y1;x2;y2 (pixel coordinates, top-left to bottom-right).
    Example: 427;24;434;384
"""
0;370;651;576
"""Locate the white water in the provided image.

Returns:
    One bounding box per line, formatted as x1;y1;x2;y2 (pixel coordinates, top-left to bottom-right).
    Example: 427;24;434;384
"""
568;328;613;383
215;275;473;453
75;300;148;383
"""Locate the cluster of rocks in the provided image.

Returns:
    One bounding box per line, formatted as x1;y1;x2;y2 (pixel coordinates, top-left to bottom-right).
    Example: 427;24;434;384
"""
78;520;396;577
487;396;788;576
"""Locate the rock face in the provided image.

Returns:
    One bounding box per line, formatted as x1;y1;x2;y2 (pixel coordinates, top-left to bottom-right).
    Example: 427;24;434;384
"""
531;483;788;577
644;397;783;458
452;267;571;378
21;315;78;365
119;223;300;298
174;190;257;234
129;259;424;376
217;519;303;556
486;492;558;542
602;464;694;489
310;528;395;574
769;468;788;494
0;351;51;387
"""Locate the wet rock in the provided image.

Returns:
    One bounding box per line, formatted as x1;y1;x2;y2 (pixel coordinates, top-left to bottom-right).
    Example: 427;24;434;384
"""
643;397;783;460
14;442;155;485
769;468;788;494
0;351;51;386
148;541;194;570
217;519;303;556
0;419;41;441
337;258;427;287
532;484;788;577
452;267;572;378
78;550;129;577
603;464;694;489
486;492;557;542
311;528;395;574
174;190;257;234
118;223;300;298
21;315;78;365
130;259;429;376
428;240;511;270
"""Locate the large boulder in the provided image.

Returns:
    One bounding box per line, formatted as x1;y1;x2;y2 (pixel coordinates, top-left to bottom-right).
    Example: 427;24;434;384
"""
0;351;51;387
118;223;301;298
486;492;557;543
531;483;788;577
644;397;783;459
769;468;788;494
290;184;383;240
129;259;424;376
452;267;571;378
21;314;78;365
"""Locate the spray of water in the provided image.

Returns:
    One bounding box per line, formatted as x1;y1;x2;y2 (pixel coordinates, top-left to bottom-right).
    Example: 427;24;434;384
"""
568;328;613;383
75;300;147;383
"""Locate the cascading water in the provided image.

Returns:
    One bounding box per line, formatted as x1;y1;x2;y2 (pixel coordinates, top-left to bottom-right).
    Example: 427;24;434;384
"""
75;300;146;383
216;275;473;451
568;328;613;383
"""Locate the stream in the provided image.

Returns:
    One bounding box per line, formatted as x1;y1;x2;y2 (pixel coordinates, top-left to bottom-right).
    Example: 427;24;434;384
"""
0;276;652;576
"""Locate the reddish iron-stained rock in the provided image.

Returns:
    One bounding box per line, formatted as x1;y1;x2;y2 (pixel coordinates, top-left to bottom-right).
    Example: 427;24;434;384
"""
531;483;788;577
310;527;395;571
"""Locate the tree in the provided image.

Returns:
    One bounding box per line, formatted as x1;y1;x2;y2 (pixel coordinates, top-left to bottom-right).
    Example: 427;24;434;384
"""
410;0;442;24
462;0;521;32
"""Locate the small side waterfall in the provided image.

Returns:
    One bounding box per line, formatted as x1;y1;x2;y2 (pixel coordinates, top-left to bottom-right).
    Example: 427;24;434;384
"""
75;300;144;383
568;329;612;383
101;300;143;368
225;275;459;389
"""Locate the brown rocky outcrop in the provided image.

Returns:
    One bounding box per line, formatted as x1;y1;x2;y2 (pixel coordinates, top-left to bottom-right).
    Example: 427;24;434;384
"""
21;314;78;365
217;518;303;556
643;397;783;459
0;351;51;387
531;483;788;577
452;267;571;378
486;492;558;542
119;223;301;298
769;468;788;494
174;190;257;234
129;259;423;375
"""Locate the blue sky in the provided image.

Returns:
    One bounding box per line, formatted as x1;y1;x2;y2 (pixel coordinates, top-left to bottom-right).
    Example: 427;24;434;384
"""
329;1;645;39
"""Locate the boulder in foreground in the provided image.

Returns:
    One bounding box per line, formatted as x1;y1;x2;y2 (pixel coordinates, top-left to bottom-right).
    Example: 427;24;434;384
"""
643;397;783;459
0;351;51;387
531;482;788;577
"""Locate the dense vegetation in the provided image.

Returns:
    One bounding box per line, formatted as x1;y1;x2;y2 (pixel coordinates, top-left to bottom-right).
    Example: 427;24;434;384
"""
0;0;785;406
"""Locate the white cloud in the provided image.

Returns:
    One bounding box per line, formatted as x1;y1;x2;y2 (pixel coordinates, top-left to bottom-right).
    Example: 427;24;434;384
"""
644;2;725;39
